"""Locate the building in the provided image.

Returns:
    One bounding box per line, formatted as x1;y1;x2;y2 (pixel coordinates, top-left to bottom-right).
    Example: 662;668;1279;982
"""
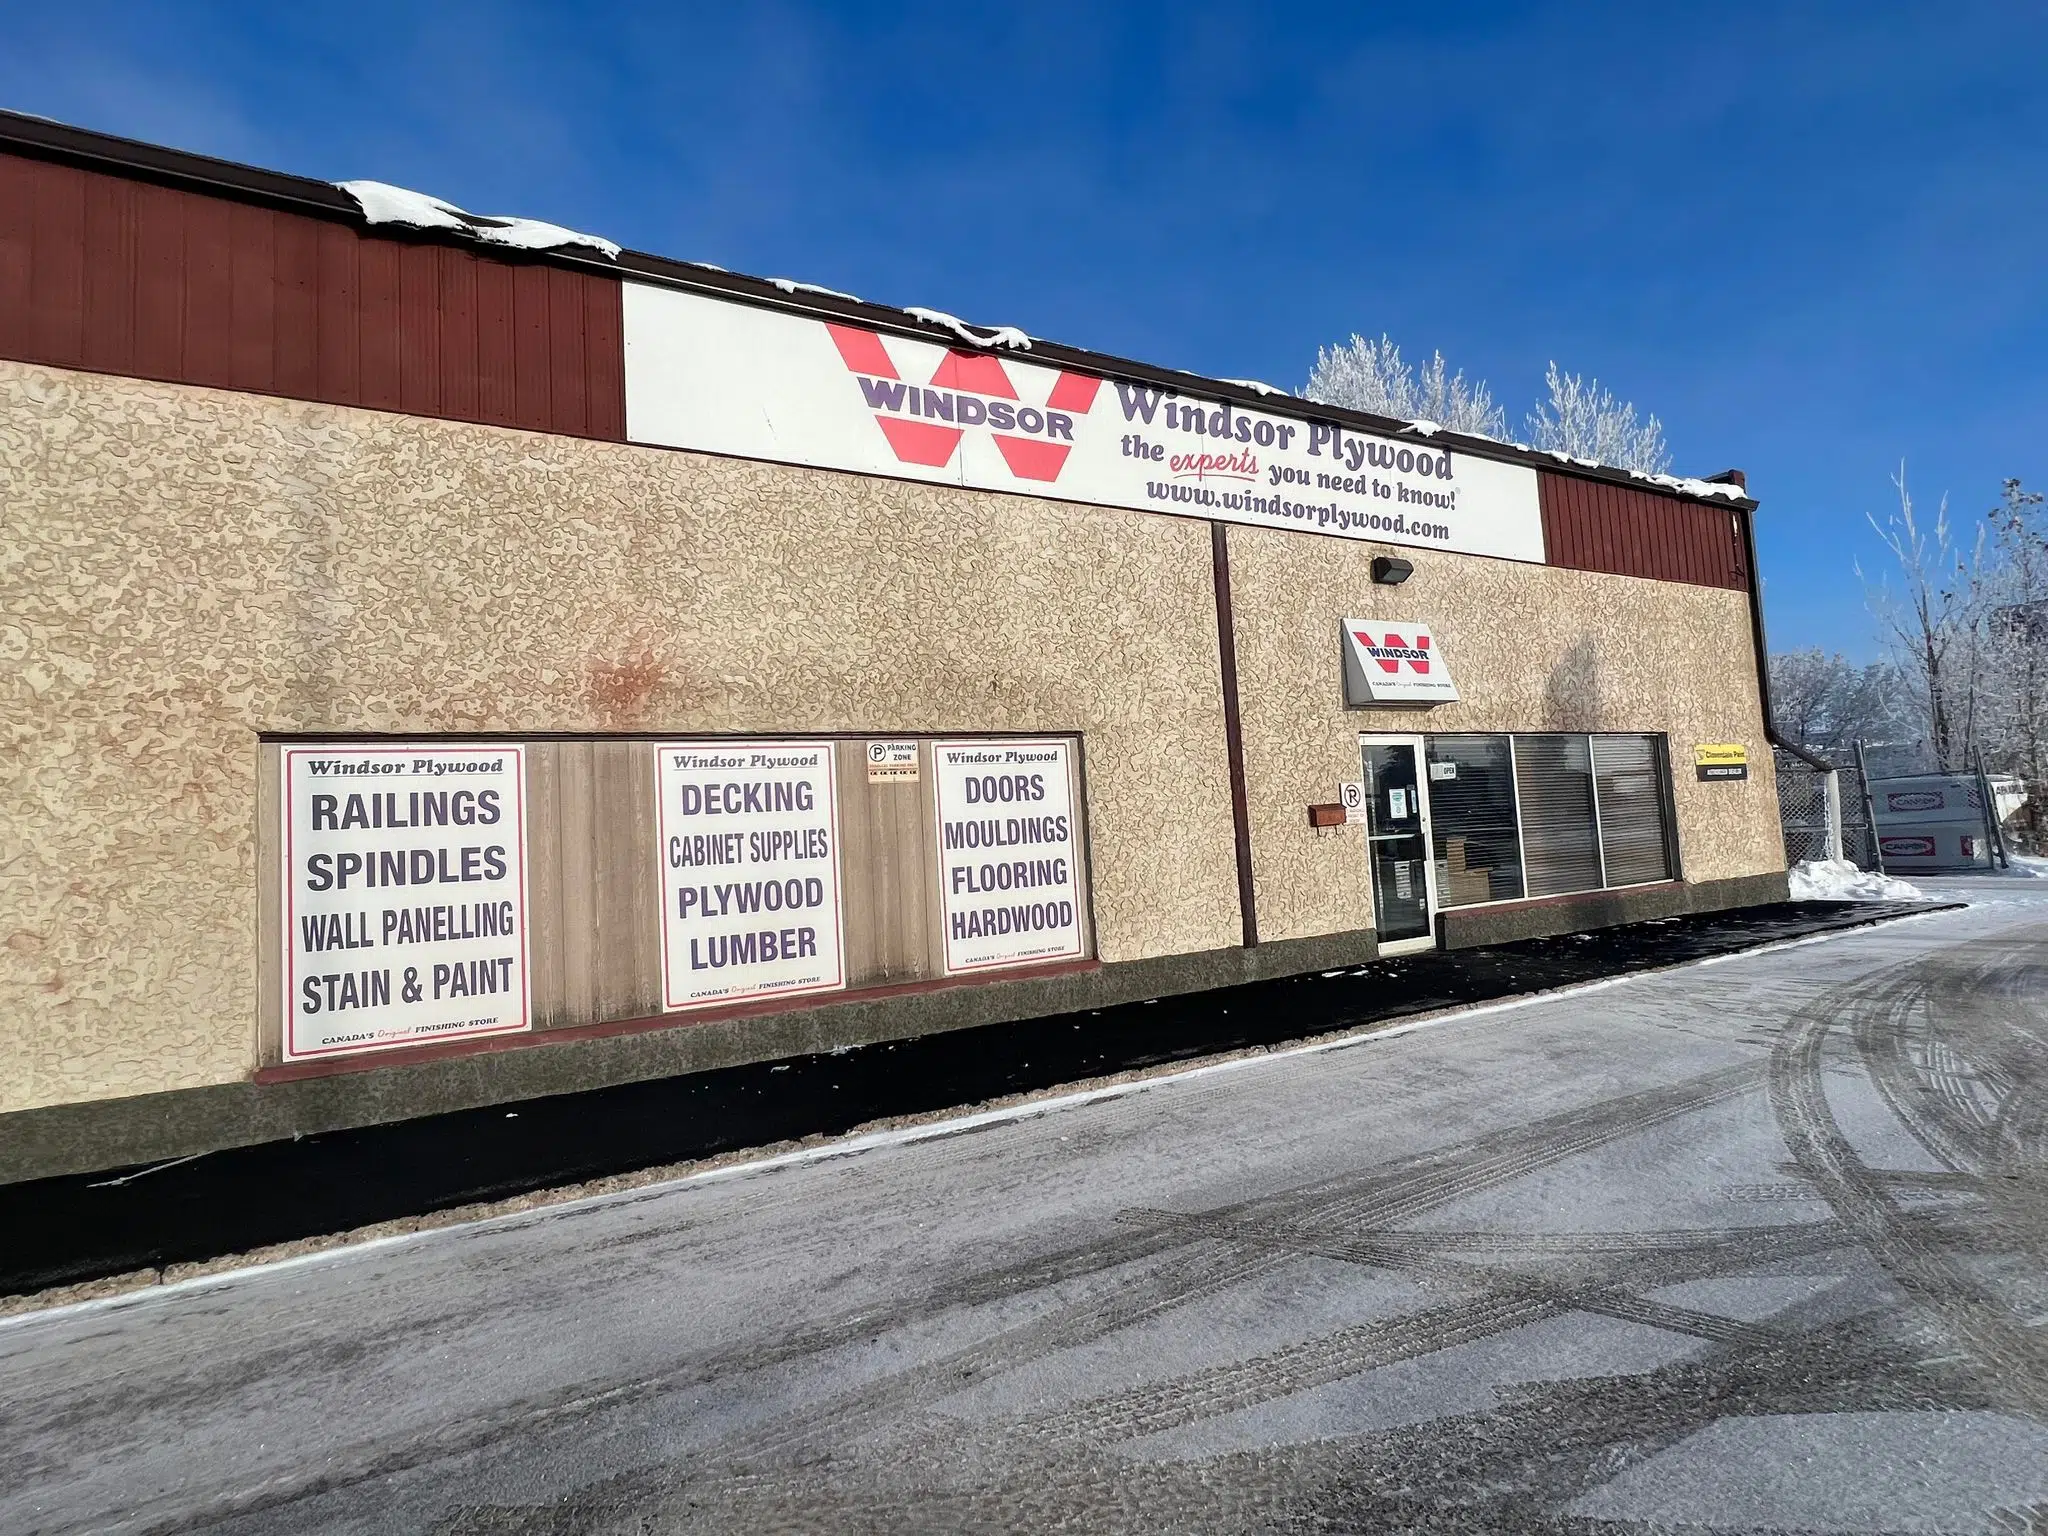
0;112;1790;1185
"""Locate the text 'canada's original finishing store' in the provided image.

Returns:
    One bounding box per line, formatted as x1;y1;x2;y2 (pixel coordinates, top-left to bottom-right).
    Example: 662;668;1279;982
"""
0;112;1791;1167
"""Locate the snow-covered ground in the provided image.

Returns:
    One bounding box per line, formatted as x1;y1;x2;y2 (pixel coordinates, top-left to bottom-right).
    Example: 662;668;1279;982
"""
1790;852;2048;901
1788;859;1925;901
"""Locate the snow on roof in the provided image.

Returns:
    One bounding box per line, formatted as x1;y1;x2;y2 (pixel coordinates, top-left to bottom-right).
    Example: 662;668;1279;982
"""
335;181;621;260
902;307;1030;350
771;277;862;302
1534;448;1747;498
1629;470;1750;501
331;184;1745;504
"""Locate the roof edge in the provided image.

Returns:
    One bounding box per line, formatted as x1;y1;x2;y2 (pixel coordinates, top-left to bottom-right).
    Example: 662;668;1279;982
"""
0;108;1758;512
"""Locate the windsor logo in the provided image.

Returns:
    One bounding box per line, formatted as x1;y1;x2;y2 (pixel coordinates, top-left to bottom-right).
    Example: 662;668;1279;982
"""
825;324;1101;482
1340;619;1460;705
1355;630;1434;675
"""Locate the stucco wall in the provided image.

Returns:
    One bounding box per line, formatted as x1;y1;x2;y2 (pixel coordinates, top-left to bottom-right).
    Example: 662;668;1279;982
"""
1224;524;1784;943
0;361;1241;1113
3;359;1785;1117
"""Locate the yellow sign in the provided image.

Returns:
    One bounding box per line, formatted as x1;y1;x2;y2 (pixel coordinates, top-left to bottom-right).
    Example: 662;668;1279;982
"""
1694;743;1748;767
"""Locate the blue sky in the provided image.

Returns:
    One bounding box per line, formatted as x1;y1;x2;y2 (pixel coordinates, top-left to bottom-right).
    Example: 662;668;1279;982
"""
7;2;2043;658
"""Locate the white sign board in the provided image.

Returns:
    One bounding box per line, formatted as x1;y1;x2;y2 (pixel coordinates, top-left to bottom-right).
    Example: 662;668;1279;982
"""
931;740;1086;974
1342;619;1461;705
655;741;845;1010
624;285;1545;564
1339;781;1367;823
866;740;920;783
281;744;529;1060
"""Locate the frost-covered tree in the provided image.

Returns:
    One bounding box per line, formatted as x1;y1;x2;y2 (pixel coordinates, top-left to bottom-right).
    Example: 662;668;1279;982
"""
1973;479;2048;848
1302;334;1506;437
1524;362;1671;474
1861;464;1985;774
1768;649;1912;762
1858;470;2048;849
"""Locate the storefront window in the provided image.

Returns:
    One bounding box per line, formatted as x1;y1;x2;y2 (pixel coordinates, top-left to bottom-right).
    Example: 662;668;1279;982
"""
1425;735;1525;906
1413;732;1675;908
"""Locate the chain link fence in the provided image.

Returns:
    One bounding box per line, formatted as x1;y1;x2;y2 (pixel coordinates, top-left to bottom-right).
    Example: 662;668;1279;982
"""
1774;750;1878;869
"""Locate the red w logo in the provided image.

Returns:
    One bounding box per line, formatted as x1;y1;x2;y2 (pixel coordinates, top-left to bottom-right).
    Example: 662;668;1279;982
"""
825;324;1098;482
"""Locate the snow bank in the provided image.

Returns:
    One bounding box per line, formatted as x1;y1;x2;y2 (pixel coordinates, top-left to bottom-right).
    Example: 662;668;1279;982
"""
1787;859;1924;902
1998;852;2048;879
335;181;620;259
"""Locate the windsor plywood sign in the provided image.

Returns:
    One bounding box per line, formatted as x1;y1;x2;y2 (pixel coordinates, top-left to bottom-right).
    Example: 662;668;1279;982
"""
654;741;847;1010
622;286;1545;563
281;744;531;1059
930;740;1086;974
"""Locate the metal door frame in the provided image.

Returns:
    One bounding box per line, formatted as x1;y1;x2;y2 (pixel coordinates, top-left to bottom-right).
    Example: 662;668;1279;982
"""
1359;732;1439;955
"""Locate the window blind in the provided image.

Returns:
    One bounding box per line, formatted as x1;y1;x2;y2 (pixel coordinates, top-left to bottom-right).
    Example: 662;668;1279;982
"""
1513;735;1603;897
1425;735;1525;906
1592;734;1675;885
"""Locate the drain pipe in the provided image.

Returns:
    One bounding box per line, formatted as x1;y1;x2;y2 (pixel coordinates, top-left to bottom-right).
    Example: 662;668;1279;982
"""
1708;470;1834;776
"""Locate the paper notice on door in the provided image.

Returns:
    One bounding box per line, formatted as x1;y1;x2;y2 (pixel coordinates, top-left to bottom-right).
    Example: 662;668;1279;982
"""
1390;788;1409;819
1395;860;1413;899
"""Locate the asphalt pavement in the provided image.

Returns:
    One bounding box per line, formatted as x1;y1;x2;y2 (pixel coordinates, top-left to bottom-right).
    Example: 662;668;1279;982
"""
3;879;2046;1534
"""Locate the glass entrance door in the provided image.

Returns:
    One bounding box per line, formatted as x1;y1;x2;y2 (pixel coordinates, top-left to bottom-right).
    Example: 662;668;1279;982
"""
1361;737;1437;952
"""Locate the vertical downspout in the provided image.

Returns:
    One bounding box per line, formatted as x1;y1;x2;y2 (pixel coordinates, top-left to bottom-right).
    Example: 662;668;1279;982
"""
1210;522;1259;947
1716;471;1832;775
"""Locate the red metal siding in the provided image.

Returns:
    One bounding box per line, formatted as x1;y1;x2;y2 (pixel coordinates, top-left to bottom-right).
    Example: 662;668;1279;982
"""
1538;471;1749;590
0;152;625;440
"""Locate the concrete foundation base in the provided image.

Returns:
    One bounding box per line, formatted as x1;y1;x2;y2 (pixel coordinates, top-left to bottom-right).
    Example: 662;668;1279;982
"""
1436;871;1791;949
0;926;1382;1187
0;872;1790;1188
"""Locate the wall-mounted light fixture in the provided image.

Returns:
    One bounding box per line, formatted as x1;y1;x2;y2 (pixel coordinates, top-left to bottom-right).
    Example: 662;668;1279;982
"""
1371;555;1414;585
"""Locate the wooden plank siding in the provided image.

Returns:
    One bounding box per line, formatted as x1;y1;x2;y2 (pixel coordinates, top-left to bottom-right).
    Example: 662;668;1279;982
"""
1538;471;1750;590
834;740;944;988
0;151;625;440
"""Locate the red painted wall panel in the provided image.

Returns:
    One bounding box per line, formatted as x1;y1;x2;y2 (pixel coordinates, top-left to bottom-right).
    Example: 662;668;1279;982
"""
1539;471;1748;590
0;152;626;442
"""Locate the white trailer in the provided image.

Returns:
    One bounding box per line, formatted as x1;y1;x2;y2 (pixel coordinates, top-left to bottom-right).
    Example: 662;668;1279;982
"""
1869;772;2027;873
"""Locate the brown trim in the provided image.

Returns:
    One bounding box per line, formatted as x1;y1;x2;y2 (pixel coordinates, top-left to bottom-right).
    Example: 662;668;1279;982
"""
0;108;1756;515
1210;521;1259;947
254;958;1103;1083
